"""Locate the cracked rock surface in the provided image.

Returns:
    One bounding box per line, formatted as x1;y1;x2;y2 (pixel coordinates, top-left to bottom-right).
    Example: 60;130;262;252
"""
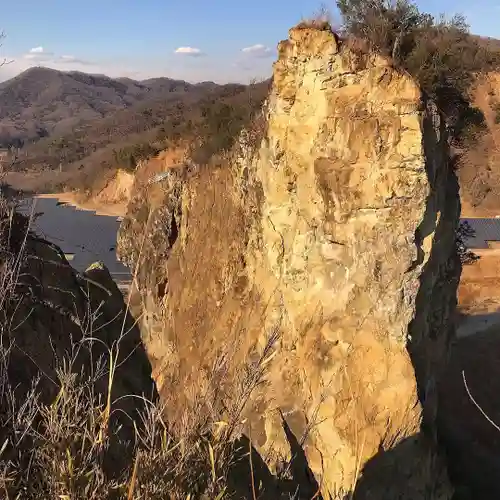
118;26;460;498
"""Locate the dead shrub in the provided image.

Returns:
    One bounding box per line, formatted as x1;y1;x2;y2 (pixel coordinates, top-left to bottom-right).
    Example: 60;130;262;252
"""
296;5;333;32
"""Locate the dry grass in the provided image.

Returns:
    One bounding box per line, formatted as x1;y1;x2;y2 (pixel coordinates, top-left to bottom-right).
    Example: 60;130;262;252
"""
0;198;345;499
296;5;333;32
0;200;227;499
295;18;333;31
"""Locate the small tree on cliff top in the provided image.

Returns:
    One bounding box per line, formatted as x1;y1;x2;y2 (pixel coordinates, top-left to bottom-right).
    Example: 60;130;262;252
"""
336;0;500;142
336;0;431;63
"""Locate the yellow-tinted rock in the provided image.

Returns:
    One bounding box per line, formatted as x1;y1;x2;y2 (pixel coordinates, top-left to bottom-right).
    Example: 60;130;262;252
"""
118;26;460;499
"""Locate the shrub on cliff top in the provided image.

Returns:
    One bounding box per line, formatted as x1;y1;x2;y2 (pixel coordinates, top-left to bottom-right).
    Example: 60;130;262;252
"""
297;5;333;31
336;0;500;141
337;0;431;62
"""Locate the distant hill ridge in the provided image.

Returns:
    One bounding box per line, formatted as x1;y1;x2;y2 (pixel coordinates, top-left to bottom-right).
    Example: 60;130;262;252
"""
0;66;216;147
0;66;269;193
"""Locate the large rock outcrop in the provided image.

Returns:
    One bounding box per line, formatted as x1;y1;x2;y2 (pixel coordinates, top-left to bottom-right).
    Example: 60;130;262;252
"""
118;26;460;498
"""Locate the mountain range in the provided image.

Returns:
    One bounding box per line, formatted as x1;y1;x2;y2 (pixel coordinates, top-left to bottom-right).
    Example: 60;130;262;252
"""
0;67;212;146
0;67;268;192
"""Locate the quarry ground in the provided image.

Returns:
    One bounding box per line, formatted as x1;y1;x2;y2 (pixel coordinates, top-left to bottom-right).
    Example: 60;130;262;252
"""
438;247;500;497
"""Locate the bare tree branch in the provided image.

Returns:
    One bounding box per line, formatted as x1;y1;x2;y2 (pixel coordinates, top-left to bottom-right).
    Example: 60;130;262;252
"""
0;30;13;68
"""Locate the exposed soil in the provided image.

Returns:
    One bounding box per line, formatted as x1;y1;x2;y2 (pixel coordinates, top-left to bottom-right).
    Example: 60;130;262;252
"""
35;192;127;217
458;249;500;315
5;148;189;218
4;168;134;217
35;169;134;217
459;73;500;215
460;198;500;218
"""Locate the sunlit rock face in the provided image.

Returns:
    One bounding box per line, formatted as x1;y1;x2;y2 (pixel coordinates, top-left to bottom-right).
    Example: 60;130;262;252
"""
118;25;460;498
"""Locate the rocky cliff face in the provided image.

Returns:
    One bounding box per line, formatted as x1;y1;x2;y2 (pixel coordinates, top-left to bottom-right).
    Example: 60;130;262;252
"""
118;26;460;498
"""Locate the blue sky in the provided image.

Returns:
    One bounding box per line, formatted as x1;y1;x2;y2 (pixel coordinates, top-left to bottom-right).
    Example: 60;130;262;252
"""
0;0;499;83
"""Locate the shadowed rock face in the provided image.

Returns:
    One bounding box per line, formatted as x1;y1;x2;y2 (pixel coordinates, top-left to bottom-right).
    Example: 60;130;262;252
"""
0;211;156;478
118;26;460;498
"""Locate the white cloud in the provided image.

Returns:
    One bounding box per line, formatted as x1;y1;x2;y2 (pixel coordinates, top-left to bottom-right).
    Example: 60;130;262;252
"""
234;44;275;80
0;43;272;85
241;44;273;58
174;46;204;56
18;45;92;67
24;46;54;61
0;47;101;81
